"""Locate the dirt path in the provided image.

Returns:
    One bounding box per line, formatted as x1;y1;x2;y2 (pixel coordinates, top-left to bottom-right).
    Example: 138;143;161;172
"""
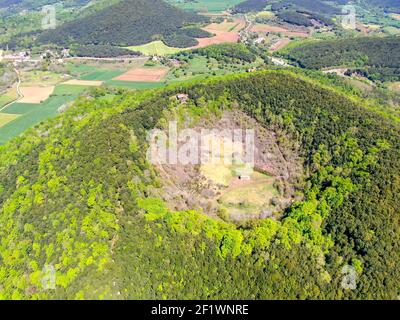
0;67;23;112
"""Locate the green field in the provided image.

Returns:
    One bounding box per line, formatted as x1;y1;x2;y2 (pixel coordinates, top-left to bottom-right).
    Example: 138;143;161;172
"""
166;0;242;13
126;41;183;56
105;80;166;90
0;84;91;144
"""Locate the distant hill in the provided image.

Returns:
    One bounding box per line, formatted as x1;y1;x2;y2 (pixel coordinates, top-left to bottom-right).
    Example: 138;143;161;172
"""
284;36;400;81
362;0;400;13
37;0;209;47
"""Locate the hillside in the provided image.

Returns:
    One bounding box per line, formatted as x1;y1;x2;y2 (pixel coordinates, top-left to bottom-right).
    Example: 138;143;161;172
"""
283;36;400;81
37;0;209;47
0;71;399;299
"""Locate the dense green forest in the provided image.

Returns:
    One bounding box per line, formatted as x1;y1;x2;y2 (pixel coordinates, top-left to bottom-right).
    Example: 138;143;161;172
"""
284;36;400;81
37;0;208;47
70;45;141;58
0;70;399;299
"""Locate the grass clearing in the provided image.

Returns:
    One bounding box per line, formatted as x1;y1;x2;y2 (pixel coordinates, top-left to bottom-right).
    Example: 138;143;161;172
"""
52;84;90;96
0;83;91;144
219;172;278;217
63;80;103;86
0;87;18;108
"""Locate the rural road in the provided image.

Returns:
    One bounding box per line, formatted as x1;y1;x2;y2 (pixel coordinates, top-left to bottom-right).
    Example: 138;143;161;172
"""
0;67;23;112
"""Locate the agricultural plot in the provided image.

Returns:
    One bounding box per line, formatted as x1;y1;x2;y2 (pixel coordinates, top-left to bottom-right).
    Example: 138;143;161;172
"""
20;70;68;86
52;84;91;96
105;80;166;90
0;113;19;128
251;23;309;38
0;87;17;108
19;86;55;104
391;13;400;21
79;70;125;81
113;67;169;82
0;84;90;144
63;80;103;86
387;82;400;93
219;172;278;219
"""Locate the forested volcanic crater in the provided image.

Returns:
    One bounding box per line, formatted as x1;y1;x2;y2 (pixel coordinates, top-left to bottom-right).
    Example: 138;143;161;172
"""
0;71;399;299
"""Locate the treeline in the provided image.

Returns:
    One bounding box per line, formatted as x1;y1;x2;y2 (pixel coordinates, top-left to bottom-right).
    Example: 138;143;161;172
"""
284;36;400;81
69;45;141;58
37;0;208;47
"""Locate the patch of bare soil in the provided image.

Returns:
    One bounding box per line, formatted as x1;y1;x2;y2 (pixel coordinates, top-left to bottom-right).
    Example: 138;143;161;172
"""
153;109;304;221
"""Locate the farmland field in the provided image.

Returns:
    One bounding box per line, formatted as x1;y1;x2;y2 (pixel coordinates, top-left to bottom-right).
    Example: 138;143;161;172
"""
126;41;183;56
79;70;125;81
63;80;103;86
0;113;19;128
19;86;55;103
114;67;169;82
0;84;91;144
